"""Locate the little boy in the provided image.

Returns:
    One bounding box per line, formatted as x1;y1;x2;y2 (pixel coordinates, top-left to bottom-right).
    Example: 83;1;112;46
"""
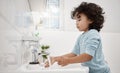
45;2;111;73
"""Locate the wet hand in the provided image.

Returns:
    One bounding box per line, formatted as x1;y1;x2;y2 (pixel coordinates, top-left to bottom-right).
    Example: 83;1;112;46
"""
56;57;70;67
45;57;56;68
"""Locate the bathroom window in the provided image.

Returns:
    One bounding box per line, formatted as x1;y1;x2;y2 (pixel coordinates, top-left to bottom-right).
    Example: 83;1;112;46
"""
41;0;61;29
16;0;64;31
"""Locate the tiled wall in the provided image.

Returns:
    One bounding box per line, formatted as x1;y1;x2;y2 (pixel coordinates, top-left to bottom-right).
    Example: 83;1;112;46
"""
0;0;30;71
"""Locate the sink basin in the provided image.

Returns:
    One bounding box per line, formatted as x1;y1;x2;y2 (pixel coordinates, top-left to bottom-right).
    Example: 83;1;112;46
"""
17;62;89;73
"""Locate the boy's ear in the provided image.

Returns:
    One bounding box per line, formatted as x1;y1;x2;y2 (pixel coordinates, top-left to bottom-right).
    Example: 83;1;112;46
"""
89;19;93;24
90;21;93;24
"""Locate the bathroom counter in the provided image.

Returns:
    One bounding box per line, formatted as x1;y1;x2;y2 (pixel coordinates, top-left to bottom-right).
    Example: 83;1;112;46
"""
17;63;89;73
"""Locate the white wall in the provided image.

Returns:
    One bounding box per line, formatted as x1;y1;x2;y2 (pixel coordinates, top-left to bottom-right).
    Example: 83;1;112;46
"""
0;0;30;71
101;33;120;73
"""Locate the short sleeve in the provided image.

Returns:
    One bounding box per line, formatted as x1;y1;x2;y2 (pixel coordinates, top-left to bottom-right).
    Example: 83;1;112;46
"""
72;43;80;55
72;36;81;55
84;33;100;57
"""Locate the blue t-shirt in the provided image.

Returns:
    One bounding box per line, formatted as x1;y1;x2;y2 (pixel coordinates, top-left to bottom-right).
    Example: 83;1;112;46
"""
72;29;110;73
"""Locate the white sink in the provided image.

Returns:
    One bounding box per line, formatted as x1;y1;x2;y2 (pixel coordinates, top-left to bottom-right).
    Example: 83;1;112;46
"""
17;63;89;73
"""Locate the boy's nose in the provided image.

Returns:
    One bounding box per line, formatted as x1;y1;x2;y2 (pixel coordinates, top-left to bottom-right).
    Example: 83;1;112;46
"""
76;20;79;24
76;22;79;25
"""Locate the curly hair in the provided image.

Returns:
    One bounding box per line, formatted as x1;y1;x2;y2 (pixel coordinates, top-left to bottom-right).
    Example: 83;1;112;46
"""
71;2;105;32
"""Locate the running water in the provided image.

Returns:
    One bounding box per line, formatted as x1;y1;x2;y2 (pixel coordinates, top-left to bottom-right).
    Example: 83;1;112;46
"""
47;55;52;67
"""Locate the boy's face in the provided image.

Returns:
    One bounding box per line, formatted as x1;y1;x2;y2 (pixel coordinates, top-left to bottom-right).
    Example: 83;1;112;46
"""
75;13;93;32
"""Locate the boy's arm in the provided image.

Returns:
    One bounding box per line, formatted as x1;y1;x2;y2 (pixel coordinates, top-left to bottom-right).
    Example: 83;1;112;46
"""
54;53;77;60
68;53;93;64
45;53;92;67
60;53;77;58
55;53;93;66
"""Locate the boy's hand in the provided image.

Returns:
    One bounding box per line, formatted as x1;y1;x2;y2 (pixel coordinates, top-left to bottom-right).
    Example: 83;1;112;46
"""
45;57;56;68
45;56;70;67
44;56;61;67
56;57;70;66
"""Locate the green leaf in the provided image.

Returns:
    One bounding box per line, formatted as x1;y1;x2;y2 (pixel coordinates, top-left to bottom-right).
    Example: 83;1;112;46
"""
42;55;47;59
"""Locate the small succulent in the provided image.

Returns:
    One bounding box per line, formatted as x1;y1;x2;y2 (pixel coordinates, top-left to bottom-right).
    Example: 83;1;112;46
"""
42;55;47;59
40;45;50;59
41;45;50;50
